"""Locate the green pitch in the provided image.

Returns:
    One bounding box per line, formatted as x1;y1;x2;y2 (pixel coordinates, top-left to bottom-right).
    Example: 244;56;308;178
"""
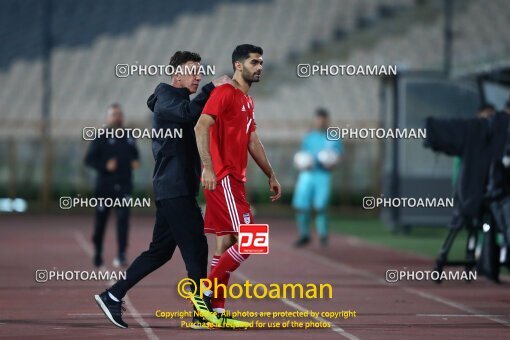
329;216;468;260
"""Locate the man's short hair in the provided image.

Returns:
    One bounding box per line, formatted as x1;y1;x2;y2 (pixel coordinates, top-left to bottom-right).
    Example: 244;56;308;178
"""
315;108;329;119
232;44;263;71
169;51;201;69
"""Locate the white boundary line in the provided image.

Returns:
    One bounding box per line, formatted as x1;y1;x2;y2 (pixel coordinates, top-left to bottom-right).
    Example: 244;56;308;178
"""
404;286;510;327
74;232;159;339
234;271;359;340
124;295;159;340
74;231;94;257
278;241;510;328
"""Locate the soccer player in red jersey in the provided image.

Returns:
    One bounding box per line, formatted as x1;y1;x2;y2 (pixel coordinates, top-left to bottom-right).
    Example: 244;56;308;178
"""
195;44;281;322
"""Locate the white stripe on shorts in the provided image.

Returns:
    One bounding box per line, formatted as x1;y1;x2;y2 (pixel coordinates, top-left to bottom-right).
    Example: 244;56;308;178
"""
224;177;241;227
221;177;238;231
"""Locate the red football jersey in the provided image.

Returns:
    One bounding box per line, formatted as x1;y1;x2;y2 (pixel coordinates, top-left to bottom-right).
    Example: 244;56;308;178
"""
202;84;256;182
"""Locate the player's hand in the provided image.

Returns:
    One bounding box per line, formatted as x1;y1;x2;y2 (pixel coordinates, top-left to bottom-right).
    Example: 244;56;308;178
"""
106;158;117;172
212;75;233;87
131;160;140;170
202;167;217;190
269;175;281;202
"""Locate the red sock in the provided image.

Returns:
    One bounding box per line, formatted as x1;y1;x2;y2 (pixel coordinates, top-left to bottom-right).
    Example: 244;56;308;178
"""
210;255;224;308
210;255;221;273
209;244;249;310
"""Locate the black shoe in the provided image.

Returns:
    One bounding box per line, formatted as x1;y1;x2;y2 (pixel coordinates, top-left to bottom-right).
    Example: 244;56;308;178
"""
93;253;103;268
94;291;128;328
294;236;310;248
320;236;328;247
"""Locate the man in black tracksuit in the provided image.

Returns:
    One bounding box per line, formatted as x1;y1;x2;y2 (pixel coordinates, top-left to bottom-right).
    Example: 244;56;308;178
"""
85;104;140;268
94;51;231;329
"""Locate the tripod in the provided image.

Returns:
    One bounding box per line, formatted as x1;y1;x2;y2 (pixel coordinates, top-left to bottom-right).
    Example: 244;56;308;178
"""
433;208;479;283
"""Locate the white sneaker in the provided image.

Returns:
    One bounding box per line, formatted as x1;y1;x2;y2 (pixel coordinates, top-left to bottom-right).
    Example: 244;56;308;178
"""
112;257;128;268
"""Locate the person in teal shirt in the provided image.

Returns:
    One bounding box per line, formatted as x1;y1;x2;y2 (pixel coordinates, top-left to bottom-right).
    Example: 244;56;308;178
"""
292;109;342;247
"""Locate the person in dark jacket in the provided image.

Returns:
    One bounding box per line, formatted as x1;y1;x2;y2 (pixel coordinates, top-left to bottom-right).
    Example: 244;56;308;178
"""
94;51;231;329
85;103;140;268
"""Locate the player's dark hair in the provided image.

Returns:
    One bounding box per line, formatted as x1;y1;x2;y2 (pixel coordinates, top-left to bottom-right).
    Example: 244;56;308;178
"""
169;51;201;69
232;44;263;71
315;108;329;118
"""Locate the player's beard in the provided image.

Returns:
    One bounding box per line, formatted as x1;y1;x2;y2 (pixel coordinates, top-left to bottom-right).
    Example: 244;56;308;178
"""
242;68;261;84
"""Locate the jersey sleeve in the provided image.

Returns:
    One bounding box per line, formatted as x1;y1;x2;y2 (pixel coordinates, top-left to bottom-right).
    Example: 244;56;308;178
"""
202;85;235;117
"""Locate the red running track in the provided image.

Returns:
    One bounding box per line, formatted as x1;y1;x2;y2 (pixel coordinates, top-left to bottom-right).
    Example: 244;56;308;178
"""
0;214;509;339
